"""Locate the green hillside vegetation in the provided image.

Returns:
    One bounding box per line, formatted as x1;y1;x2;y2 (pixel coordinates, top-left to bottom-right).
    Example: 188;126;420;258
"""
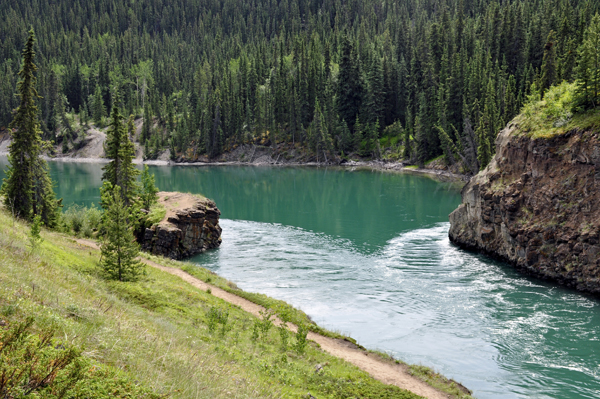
0;206;475;399
1;0;599;172
518;81;600;138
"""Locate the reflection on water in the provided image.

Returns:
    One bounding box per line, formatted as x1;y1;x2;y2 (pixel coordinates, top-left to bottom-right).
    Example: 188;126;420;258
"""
1;157;599;398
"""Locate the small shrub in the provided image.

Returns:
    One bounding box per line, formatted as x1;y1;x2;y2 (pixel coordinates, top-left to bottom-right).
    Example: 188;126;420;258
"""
29;214;43;252
206;306;230;336
295;323;309;355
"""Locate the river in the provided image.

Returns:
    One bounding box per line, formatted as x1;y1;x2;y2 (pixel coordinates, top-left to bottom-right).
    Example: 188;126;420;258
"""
1;157;599;399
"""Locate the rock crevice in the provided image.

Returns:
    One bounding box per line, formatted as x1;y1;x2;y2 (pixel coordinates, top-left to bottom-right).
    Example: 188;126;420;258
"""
141;192;222;259
449;123;600;294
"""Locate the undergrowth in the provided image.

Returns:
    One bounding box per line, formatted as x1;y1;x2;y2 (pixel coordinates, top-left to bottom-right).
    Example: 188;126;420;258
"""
519;81;600;139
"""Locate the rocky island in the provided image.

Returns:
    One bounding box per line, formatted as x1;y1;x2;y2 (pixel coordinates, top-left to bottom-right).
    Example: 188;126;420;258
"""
449;119;600;294
141;191;222;259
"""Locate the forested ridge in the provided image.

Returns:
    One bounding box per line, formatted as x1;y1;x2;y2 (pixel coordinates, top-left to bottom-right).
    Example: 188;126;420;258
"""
0;0;598;170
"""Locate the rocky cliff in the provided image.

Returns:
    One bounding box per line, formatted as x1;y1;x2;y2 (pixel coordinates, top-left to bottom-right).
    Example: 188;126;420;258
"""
141;192;222;259
449;122;600;294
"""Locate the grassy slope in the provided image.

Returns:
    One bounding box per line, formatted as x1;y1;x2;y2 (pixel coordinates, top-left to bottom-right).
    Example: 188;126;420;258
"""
0;209;427;399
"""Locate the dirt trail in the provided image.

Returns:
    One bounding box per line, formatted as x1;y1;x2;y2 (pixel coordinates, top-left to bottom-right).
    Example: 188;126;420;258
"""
75;238;450;399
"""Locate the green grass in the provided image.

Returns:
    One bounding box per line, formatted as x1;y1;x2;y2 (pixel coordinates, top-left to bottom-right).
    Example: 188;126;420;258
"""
425;155;444;166
518;81;600;139
0;208;425;399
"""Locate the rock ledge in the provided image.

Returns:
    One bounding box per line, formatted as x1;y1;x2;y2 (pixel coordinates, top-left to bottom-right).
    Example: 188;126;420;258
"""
141;192;222;259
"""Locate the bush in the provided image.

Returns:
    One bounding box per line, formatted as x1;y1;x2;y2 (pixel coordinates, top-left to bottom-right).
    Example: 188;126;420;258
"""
62;204;103;237
0;317;160;398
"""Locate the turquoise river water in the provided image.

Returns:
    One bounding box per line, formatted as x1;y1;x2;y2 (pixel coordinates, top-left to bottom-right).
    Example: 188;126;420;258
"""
1;157;599;399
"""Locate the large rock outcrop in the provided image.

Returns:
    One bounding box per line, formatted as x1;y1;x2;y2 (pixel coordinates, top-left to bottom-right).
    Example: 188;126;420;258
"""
449;122;600;294
141;192;222;259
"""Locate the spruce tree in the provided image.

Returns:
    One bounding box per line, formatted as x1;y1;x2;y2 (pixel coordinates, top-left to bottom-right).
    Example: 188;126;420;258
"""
140;165;159;210
102;106;139;207
1;30;60;226
120;116;140;207
574;14;600;110
337;35;362;131
100;183;144;282
540;31;558;94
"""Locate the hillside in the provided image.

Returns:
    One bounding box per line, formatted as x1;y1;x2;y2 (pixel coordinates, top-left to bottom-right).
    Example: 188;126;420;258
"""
0;206;473;398
1;0;597;170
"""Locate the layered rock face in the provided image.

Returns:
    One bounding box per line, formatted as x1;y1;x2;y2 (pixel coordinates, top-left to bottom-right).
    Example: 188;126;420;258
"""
449;123;600;294
141;192;222;259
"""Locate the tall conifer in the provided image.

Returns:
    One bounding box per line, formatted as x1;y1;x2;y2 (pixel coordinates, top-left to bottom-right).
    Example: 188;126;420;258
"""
1;30;60;226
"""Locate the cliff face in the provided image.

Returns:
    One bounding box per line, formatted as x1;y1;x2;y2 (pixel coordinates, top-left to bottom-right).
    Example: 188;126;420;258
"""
449;123;600;294
141;192;222;259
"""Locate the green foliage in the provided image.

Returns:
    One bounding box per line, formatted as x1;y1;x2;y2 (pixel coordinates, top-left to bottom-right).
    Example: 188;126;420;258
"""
29;214;43;251
540;31;558;94
99;183;144;282
140;165;159;210
62;204;102;238
1;30;60;227
101;105;140;208
1;0;598;165
146;203;166;226
574;14;600;110
521;81;576;137
207;306;230;336
294;323;309;355
0;317;161;399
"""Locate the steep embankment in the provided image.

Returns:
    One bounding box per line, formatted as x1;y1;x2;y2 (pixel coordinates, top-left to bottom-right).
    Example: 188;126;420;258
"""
449;121;600;294
141;192;222;259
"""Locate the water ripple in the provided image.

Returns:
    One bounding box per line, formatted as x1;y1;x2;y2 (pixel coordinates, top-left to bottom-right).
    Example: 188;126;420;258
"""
192;220;600;399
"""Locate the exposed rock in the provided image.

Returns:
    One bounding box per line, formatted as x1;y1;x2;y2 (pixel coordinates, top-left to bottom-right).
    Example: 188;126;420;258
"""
449;122;600;295
141;192;222;259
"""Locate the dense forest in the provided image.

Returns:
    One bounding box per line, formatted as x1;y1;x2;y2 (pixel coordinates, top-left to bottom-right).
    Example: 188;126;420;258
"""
0;0;598;171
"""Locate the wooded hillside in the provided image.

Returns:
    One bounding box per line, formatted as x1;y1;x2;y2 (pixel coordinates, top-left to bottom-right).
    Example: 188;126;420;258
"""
0;0;597;169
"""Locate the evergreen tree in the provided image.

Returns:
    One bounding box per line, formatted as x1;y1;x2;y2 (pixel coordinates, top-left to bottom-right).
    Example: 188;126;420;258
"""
337;119;351;154
100;183;144;282
476;118;492;170
92;85;105;127
1;30;60;226
140;165;159;210
102;106;139;207
574;14;600;109
120;116;140;206
337;35;362;131
352;116;363;153
540;31;558;93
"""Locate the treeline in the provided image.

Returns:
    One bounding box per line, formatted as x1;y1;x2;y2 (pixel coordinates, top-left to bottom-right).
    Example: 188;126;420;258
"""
0;0;598;171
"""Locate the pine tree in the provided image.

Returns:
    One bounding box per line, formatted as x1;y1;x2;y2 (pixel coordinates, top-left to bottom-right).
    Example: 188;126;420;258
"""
337;119;351;154
574;14;600;110
140;165;159;210
337;35;362;131
476;118;492;170
100;183;144;282
540;31;558;94
102;106;139;207
92;85;105;127
352;115;363;153
120;116;140;206
1;30;60;227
